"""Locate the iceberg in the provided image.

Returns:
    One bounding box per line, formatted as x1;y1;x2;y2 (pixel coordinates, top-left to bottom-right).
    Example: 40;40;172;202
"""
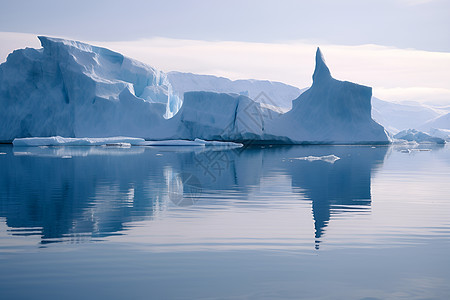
264;48;390;144
166;91;280;141
1;37;390;145
394;129;445;144
12;146;145;157
0;36;181;142
165;48;389;144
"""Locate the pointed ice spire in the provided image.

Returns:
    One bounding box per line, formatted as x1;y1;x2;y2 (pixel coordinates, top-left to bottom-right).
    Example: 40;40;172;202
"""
312;47;332;84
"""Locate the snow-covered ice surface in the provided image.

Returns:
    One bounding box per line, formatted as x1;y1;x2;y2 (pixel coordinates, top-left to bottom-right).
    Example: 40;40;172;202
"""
394;129;445;144
290;155;341;163
264;48;390;144
0;36;181;142
13;136;146;147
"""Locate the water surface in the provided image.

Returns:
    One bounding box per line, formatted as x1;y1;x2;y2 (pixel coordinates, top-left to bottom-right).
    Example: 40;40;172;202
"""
0;144;449;299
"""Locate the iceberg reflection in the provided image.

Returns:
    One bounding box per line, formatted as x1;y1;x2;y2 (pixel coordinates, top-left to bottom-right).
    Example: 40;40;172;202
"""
0;145;387;248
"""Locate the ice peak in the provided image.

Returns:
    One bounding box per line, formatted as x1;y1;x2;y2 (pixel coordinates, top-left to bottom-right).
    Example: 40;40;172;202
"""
312;47;332;84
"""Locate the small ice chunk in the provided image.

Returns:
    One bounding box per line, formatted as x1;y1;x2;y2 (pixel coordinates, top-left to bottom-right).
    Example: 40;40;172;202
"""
291;155;341;164
411;148;431;152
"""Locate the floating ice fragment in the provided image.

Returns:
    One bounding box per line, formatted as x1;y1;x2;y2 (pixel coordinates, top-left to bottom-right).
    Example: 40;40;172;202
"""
290;155;340;163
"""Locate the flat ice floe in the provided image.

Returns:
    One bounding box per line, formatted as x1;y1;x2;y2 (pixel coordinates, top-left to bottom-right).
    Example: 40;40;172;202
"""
290;155;341;163
13;146;145;157
13;136;146;146
13;136;244;148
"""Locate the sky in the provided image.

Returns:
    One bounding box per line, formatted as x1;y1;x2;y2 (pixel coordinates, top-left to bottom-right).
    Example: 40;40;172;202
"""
1;0;449;105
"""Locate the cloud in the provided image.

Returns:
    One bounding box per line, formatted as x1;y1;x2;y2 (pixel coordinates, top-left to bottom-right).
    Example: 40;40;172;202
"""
0;32;41;63
1;32;450;105
398;0;435;6
374;87;450;106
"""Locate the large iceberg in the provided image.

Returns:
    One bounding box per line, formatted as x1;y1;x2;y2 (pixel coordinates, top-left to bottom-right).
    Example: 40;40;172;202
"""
1;37;389;144
264;48;390;144
0;36;181;142
165;48;390;144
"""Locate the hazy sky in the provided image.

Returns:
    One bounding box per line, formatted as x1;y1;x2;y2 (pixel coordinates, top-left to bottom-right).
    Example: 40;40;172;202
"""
1;0;449;105
1;0;449;51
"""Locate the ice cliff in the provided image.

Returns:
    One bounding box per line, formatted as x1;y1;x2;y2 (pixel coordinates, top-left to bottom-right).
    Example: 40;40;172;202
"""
0;36;181;142
166;91;279;141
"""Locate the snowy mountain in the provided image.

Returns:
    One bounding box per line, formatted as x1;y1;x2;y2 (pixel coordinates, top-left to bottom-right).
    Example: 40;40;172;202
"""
371;97;441;134
264;48;389;144
0;36;181;142
419;113;450;131
168;71;304;111
428;128;450;141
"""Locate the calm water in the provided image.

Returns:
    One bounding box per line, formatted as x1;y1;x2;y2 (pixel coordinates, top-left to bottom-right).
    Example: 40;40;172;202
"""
0;144;449;299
